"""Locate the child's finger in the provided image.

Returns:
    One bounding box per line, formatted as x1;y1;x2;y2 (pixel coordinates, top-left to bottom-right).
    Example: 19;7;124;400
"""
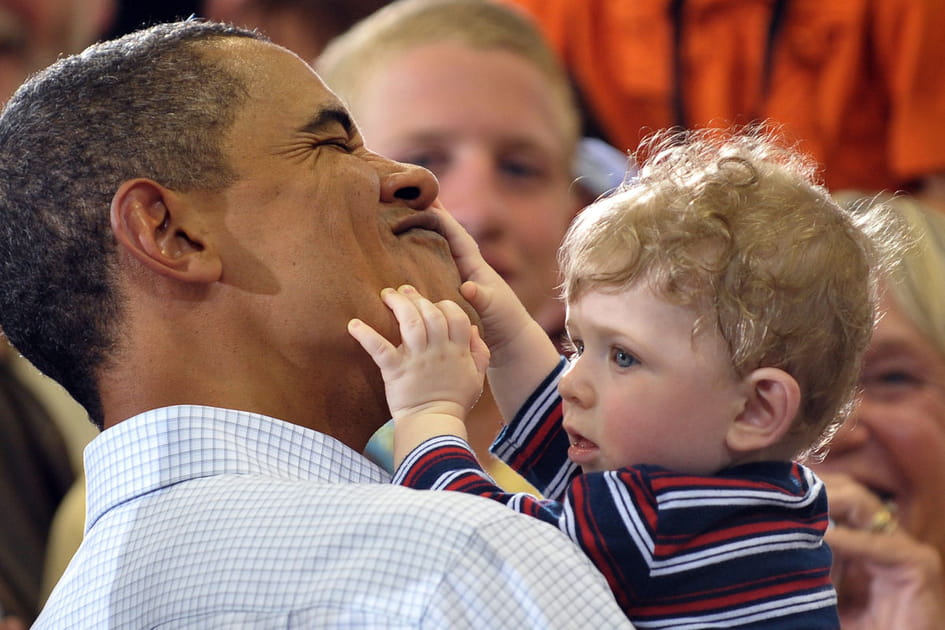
429;204;484;279
469;324;491;376
347;318;399;370
397;285;449;346
459;280;494;320
437;298;472;347
381;287;428;349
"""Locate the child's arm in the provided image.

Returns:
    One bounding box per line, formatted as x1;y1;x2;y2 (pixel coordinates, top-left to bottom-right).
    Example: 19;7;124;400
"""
431;204;562;422
394;435;640;619
348;286;490;469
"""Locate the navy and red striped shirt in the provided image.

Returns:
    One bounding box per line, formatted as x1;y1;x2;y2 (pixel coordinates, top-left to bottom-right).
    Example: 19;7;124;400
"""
394;359;839;629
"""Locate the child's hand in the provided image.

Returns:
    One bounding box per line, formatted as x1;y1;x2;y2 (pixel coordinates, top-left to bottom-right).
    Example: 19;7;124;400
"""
348;285;490;425
430;203;563;422
430;202;538;365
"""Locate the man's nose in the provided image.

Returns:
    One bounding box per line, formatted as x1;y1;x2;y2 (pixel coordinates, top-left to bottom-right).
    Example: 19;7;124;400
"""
380;162;439;210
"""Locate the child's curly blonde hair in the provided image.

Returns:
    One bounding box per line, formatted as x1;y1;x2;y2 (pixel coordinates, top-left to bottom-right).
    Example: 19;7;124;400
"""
559;127;906;459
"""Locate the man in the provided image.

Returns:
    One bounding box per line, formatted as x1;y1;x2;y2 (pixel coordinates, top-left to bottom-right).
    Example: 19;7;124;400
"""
0;19;631;628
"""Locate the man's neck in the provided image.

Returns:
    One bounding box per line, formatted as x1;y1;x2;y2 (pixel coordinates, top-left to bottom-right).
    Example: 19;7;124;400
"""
101;347;390;454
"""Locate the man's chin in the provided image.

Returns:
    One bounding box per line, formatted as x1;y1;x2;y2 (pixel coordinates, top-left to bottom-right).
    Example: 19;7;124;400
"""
399;250;478;325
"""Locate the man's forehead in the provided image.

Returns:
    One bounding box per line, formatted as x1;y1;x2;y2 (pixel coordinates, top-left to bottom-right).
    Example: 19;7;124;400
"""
211;36;344;115
204;36;290;79
211;38;354;165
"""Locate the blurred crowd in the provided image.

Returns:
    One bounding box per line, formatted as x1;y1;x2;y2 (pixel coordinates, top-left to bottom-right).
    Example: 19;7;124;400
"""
2;1;944;628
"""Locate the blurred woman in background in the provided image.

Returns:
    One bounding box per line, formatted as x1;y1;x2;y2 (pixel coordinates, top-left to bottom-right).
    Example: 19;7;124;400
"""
814;193;945;629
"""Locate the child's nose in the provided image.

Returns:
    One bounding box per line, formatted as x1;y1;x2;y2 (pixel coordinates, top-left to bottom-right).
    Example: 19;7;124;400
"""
559;359;594;408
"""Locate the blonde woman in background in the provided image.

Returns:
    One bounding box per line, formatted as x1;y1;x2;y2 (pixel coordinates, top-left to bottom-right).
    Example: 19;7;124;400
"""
813;194;945;629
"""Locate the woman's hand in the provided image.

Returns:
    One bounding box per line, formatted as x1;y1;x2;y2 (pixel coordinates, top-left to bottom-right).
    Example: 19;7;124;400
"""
821;472;945;629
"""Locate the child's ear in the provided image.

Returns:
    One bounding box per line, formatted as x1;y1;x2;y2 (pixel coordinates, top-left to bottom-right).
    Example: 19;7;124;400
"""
110;178;222;283
726;367;801;455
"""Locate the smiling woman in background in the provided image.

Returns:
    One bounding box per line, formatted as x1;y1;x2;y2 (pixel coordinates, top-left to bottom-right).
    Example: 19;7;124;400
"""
813;193;945;629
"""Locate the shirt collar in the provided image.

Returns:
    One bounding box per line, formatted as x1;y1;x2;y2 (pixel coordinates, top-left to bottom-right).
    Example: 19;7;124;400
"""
83;405;390;533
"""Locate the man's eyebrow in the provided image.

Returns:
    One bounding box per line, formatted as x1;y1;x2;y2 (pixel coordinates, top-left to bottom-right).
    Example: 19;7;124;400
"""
298;106;354;137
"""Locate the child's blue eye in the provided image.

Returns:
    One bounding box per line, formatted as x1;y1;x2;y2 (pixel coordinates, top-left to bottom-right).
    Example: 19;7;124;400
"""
612;348;637;368
568;339;584;357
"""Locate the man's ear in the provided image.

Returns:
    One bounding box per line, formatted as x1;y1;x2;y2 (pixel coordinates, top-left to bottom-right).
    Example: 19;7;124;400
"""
110;178;222;283
726;367;801;455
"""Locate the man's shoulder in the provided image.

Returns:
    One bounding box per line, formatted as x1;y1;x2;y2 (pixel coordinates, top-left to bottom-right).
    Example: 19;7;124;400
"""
48;477;633;629
246;477;571;545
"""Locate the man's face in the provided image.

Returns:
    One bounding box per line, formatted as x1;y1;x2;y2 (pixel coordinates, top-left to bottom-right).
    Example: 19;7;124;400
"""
350;42;579;337
203;38;468;364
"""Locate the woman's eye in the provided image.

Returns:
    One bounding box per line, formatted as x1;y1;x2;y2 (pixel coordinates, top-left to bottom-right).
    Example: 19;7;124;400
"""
878;370;919;385
500;159;542;179
612;348;637;368
860;367;925;402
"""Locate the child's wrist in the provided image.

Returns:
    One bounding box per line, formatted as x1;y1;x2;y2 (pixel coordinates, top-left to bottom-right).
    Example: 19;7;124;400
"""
392;412;469;469
392;399;468;426
394;410;467;432
489;319;556;368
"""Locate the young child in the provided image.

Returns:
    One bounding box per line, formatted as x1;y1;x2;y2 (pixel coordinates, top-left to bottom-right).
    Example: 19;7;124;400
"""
348;128;903;629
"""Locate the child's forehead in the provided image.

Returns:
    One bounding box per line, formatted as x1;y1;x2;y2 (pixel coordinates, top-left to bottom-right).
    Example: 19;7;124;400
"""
566;282;723;339
565;282;706;322
564;284;738;362
566;273;703;309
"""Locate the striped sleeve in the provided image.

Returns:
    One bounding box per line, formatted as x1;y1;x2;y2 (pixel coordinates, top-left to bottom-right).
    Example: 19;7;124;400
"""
393;435;568;525
393;436;657;617
490;357;579;500
398;434;839;629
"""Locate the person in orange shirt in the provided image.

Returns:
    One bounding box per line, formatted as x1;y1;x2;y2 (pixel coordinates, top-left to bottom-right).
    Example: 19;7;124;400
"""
499;0;945;210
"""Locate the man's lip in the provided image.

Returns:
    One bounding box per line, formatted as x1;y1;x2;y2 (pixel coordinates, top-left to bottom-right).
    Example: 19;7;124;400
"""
392;211;444;238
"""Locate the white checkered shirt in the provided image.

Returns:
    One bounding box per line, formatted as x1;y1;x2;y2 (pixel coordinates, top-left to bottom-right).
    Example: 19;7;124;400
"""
35;405;632;629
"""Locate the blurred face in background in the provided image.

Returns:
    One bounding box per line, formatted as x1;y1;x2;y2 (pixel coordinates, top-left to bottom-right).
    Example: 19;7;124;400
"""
348;41;580;336
814;291;945;559
0;0;114;101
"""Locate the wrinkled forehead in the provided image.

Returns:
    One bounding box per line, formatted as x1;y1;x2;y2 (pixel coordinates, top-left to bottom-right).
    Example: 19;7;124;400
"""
207;37;322;94
207;37;349;140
